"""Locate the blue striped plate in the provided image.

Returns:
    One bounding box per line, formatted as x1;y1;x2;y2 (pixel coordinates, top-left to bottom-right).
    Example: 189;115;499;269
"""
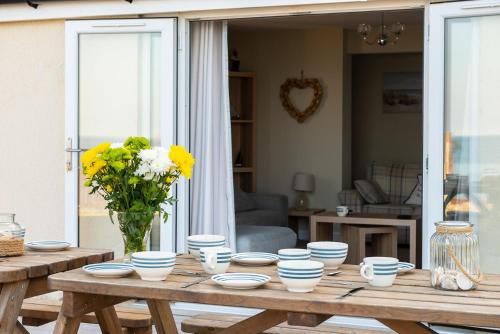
25;240;70;251
231;252;279;266
397;262;415;274
212;273;271;289
83;263;134;278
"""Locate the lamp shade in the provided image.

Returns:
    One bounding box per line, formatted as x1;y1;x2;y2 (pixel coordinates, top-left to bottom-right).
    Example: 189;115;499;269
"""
293;173;314;192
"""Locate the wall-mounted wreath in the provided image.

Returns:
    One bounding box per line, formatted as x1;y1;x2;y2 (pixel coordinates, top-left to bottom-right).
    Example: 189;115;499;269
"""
279;72;323;123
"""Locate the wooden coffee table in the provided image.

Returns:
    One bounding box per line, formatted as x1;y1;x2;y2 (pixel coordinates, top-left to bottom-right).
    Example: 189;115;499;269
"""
310;212;422;267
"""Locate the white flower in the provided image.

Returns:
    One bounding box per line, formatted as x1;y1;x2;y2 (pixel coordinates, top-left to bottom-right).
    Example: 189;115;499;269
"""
150;155;169;175
135;146;170;178
138;149;158;162
110;142;123;148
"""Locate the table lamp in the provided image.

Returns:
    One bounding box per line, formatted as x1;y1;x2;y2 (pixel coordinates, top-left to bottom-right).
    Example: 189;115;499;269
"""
293;173;314;210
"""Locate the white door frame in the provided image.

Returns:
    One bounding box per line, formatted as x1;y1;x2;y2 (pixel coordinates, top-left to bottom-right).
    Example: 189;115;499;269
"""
64;18;178;251
425;0;500;268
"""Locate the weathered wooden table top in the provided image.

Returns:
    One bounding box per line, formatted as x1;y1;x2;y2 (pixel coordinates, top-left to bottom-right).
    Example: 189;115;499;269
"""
0;248;114;283
48;255;500;329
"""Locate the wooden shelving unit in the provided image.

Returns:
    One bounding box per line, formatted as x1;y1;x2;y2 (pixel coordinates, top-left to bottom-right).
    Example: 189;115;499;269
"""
230;71;256;192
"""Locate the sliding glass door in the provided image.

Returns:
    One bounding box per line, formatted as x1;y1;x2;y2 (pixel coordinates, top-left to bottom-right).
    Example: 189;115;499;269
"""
65;19;177;256
428;0;500;273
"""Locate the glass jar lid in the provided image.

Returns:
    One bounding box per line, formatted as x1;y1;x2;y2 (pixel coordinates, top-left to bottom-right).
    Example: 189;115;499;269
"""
435;221;473;233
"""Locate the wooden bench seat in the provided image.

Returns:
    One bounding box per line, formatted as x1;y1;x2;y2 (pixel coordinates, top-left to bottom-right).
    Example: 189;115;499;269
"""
21;298;152;334
182;313;394;334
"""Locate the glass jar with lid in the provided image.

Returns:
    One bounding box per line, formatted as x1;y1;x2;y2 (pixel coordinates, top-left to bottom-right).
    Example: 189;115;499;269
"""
430;221;480;291
0;213;25;256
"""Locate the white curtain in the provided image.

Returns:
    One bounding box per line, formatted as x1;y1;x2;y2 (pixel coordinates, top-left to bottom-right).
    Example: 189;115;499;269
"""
190;21;236;251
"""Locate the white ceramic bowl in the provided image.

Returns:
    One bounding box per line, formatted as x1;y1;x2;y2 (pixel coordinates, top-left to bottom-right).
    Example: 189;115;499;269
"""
307;242;348;269
187;234;226;258
277;260;324;293
278;248;311;261
131;251;176;281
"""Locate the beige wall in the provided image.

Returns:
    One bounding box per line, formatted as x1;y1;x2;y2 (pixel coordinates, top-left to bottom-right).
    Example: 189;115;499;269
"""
351;53;423;180
229;28;345;210
0;20;65;240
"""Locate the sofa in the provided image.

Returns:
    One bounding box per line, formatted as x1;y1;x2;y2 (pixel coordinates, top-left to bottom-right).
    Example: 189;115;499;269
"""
338;162;422;243
234;189;297;253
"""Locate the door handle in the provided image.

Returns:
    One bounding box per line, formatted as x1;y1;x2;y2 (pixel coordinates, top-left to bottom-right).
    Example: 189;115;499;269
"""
65;138;87;172
65;148;86;153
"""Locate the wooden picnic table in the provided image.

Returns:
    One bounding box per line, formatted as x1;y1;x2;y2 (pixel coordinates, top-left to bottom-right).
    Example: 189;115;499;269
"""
48;254;500;334
0;247;113;334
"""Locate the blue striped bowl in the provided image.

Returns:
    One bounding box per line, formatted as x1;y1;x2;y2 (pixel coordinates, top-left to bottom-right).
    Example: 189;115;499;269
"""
131;251;176;281
212;273;270;289
187;235;226;257
307;242;348;269
278;248;311;261
277;260;324;292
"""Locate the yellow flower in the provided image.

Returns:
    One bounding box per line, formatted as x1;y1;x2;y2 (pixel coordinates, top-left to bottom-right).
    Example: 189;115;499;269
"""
85;159;106;178
168;145;195;179
94;142;111;154
105;185;112;192
81;149;97;168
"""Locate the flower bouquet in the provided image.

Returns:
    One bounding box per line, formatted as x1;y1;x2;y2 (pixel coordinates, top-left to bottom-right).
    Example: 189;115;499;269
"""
82;137;194;258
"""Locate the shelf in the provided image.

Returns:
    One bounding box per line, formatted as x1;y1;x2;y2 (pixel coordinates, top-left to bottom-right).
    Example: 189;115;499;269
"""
233;167;254;173
229;71;255;78
231;119;254;124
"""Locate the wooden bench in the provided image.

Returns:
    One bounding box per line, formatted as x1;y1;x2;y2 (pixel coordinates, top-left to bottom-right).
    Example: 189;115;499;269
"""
182;313;395;334
21;298;153;334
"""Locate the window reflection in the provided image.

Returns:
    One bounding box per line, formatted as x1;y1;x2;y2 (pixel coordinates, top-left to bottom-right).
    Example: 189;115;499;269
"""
444;16;500;273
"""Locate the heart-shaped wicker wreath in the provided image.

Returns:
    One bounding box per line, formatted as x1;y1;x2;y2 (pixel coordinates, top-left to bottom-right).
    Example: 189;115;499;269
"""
279;77;323;123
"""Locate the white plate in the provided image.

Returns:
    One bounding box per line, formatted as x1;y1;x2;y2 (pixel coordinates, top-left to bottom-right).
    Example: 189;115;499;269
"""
83;263;134;278
231;252;279;266
397;262;415;274
212;273;270;289
25;240;71;251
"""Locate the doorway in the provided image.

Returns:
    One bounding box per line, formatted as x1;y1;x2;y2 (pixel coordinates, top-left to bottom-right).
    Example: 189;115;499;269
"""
64;19;177;257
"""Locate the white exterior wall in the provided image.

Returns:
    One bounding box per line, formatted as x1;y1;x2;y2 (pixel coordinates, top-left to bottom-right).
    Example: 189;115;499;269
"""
0;20;66;240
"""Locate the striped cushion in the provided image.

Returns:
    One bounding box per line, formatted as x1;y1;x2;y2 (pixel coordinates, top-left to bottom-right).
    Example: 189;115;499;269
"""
354;180;389;204
367;162;421;204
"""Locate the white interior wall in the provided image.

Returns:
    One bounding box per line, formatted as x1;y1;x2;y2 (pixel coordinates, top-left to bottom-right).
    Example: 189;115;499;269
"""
229;27;345;210
351;53;424;181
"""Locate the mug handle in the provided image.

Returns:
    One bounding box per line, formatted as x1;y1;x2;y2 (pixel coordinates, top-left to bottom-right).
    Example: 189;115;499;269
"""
360;263;374;281
206;251;217;270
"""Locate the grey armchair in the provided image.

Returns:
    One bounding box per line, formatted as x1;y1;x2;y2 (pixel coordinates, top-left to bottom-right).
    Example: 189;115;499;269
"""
234;189;296;253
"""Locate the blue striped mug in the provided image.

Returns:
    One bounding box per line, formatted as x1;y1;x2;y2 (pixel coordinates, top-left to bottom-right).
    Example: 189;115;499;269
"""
200;247;232;274
360;257;399;287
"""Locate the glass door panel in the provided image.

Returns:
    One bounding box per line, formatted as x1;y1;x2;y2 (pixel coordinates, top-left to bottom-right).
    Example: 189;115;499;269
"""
443;14;500;273
78;32;162;257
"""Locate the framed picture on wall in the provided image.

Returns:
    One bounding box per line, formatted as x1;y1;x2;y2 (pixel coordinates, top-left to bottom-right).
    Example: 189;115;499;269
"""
382;72;422;113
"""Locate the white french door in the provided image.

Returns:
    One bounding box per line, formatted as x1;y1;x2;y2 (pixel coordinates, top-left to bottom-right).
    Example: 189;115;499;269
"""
427;0;500;273
64;19;178;256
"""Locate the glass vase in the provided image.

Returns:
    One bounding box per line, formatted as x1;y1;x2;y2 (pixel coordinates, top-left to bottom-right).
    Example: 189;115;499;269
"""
113;211;154;262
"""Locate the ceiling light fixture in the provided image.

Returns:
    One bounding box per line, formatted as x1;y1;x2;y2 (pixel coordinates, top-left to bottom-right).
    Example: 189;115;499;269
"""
358;13;405;46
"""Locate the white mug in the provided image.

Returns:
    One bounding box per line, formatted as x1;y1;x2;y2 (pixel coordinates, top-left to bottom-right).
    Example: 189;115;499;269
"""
336;206;349;217
200;247;231;274
360;257;399;287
